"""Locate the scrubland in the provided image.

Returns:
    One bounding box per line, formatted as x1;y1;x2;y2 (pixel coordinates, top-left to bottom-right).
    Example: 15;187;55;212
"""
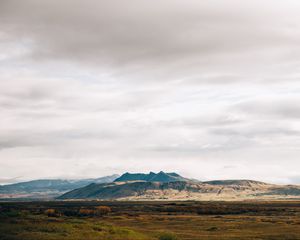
1;201;300;240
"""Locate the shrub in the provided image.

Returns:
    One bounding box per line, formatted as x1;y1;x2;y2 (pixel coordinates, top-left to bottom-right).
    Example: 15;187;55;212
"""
158;232;179;240
0;210;21;218
78;208;94;216
77;206;111;217
62;209;78;217
94;206;111;216
44;209;60;217
207;226;218;231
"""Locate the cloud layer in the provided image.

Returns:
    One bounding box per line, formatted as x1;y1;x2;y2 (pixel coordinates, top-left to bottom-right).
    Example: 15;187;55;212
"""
1;0;300;184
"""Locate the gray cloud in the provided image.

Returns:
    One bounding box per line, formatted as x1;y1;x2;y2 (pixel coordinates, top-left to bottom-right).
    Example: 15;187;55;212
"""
1;0;300;84
235;97;300;119
211;126;300;138
0;128;118;150
160;114;243;128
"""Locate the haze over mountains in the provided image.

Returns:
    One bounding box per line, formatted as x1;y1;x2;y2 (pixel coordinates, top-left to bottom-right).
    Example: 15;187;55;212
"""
0;174;119;199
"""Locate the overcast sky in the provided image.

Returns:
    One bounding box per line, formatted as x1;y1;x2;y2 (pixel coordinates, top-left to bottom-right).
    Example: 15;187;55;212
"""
1;0;300;184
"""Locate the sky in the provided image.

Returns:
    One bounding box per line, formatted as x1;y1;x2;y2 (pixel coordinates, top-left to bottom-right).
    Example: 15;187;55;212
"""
1;0;300;184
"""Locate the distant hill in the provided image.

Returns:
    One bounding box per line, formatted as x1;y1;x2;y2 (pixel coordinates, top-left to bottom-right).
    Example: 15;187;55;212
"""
59;172;300;201
203;179;268;186
0;174;119;199
114;171;188;183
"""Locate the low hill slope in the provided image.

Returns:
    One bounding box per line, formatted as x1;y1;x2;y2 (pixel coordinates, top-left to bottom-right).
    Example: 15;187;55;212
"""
203;180;268;186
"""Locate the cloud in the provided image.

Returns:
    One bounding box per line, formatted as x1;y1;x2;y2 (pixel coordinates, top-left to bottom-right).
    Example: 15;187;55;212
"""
235;97;300;119
288;176;300;184
160;114;243;128
1;0;300;84
1;0;300;183
0;177;23;185
211;126;300;138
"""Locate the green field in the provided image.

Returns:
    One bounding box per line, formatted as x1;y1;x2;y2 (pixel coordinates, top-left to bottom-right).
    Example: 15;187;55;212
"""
1;201;300;240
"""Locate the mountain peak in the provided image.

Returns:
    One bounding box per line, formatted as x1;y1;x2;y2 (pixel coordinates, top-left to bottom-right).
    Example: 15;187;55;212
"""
114;171;187;183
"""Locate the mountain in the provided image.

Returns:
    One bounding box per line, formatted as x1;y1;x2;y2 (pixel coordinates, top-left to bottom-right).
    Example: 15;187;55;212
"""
114;171;188;182
203;179;268;186
59;173;300;201
0;174;119;199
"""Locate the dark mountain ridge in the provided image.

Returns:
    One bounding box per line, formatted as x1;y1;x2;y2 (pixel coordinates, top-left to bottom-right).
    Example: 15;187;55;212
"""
114;171;188;182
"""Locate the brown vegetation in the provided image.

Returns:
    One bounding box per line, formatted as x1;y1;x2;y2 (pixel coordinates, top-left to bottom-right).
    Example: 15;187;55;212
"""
1;201;300;239
95;206;111;215
43;205;112;217
45;208;60;217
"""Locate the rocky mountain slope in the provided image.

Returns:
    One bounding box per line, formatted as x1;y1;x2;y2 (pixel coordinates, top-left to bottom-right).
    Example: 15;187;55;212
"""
59;172;300;201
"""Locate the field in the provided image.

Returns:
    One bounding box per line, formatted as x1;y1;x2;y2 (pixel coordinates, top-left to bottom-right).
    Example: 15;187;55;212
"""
1;201;300;240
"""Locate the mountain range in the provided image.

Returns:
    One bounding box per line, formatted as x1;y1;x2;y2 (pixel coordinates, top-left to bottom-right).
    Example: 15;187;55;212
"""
2;172;300;201
59;172;300;201
0;174;119;199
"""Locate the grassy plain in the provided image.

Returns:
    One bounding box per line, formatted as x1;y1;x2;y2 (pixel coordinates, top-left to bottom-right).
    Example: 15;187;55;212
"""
1;201;300;240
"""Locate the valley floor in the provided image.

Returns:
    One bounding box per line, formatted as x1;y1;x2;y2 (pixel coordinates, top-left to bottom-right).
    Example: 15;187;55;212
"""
1;201;300;240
